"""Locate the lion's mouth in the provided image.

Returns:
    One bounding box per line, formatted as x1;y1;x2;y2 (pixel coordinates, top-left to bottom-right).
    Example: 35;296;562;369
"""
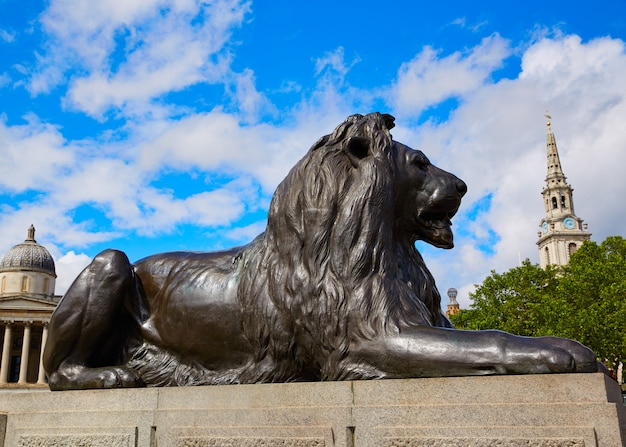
414;207;458;249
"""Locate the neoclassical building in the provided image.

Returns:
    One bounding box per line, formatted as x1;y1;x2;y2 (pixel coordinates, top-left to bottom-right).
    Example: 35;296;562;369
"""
537;114;591;268
0;225;60;387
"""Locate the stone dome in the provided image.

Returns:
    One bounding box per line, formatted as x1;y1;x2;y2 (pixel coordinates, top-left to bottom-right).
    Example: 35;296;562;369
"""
0;225;56;276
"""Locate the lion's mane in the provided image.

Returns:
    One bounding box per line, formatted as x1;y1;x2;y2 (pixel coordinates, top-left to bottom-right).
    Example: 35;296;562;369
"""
237;112;452;382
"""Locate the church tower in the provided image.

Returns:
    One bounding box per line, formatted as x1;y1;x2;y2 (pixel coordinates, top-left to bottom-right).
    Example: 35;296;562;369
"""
445;288;460;318
537;113;591;268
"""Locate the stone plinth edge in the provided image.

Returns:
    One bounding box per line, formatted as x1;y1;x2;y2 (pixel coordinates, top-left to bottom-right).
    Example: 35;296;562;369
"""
0;373;623;447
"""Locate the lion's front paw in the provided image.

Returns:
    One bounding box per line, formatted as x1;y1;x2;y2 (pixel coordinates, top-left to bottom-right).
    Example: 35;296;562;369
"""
48;365;145;390
541;337;598;373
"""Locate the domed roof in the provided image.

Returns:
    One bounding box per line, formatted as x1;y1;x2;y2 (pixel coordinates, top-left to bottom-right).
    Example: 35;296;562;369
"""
0;225;56;276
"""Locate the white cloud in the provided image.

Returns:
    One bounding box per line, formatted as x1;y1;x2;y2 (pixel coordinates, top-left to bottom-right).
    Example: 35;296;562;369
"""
225;221;265;244
135;109;324;193
0;28;15;43
314;46;360;79
185;188;246;226
137;111;263;170
130;177;260;233
31;0;251;118
54;250;92;295
520;35;625;87
389;33;510;116
228;68;273;123
449;17;488;33
58;157;139;203
0;73;10;87
0;116;74;192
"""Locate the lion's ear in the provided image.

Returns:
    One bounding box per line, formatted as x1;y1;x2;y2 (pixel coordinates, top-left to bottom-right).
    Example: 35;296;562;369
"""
382;114;395;130
345;136;372;167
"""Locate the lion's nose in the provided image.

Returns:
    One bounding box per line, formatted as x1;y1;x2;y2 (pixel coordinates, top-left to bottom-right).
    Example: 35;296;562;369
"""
456;179;467;196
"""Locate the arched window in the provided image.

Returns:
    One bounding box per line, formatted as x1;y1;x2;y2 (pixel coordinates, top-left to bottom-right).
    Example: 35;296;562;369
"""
551;197;558;209
544;247;550;265
560;195;566;208
568;243;578;257
21;276;29;293
44;277;50;295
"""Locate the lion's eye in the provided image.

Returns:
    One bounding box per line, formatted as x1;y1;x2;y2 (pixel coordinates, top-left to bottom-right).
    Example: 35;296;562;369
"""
410;152;430;170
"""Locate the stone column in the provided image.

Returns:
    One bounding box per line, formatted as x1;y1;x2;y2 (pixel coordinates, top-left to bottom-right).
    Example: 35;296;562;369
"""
0;322;12;384
18;322;32;384
37;322;49;384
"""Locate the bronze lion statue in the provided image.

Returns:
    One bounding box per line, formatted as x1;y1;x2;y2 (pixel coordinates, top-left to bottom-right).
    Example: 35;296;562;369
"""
43;112;599;390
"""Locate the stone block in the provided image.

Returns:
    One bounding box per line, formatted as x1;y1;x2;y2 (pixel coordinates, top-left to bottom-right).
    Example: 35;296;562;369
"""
0;373;623;447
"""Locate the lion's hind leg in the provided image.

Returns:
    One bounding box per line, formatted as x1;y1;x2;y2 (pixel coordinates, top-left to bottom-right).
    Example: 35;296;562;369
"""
43;249;146;390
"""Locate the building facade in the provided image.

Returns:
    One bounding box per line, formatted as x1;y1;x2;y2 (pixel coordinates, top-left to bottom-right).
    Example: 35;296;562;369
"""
537;114;591;268
0;225;60;387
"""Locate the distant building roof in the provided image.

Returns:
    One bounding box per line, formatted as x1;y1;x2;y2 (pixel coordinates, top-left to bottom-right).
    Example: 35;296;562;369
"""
0;225;56;277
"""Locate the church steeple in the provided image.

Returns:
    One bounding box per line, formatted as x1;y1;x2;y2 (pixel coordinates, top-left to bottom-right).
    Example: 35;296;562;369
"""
545;113;566;181
537;112;591;268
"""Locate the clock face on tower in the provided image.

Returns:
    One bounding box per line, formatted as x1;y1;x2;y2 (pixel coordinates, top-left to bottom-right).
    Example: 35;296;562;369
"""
542;222;548;233
563;217;576;229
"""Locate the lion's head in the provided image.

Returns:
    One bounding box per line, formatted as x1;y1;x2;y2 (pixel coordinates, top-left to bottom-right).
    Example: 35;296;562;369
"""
266;112;466;253
390;137;466;249
238;112;466;380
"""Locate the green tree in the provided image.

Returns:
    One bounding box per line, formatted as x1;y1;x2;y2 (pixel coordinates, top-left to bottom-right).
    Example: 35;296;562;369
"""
450;260;558;335
552;236;626;371
450;236;626;372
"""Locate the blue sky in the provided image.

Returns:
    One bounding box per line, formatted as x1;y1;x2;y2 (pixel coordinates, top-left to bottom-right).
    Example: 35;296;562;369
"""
1;0;626;308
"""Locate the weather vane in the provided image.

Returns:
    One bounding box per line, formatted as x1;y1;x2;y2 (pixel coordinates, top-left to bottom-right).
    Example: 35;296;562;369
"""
545;110;552;131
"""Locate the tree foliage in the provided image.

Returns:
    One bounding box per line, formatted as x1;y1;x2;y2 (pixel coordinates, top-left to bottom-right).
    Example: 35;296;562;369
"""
450;236;626;371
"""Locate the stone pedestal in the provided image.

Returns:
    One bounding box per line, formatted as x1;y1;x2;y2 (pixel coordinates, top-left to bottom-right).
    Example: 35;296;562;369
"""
0;373;624;447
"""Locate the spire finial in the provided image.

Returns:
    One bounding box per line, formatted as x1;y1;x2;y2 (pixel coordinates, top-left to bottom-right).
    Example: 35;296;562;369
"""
545;110;552;132
26;224;36;242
